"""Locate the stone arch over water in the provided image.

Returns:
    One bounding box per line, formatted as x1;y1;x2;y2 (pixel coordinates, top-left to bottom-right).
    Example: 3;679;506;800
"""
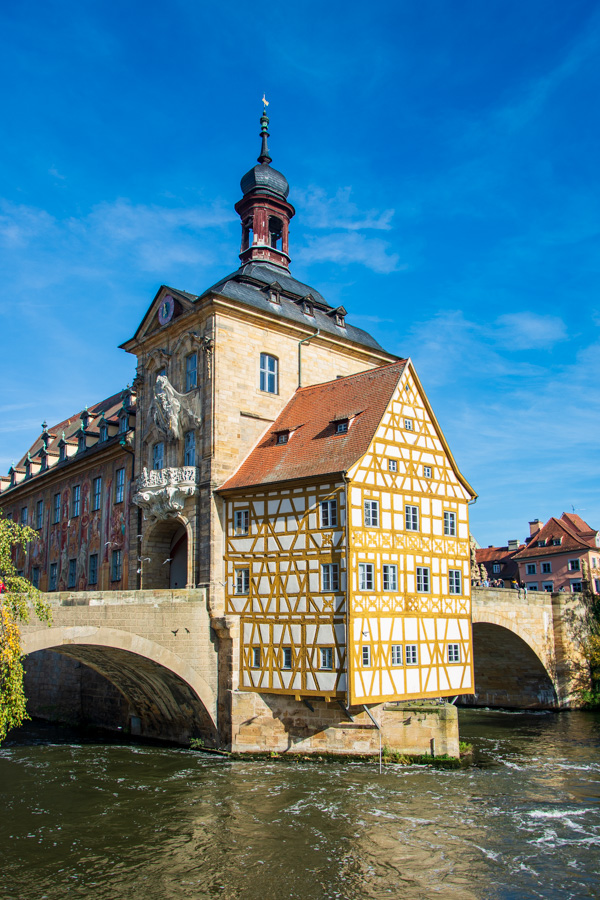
463;621;558;709
22;626;217;744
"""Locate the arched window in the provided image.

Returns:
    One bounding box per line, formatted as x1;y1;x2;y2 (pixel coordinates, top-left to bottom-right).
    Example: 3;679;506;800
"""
268;216;283;249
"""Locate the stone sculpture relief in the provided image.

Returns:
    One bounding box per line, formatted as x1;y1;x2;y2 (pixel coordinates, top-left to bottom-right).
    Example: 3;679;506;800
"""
133;466;200;521
149;375;202;441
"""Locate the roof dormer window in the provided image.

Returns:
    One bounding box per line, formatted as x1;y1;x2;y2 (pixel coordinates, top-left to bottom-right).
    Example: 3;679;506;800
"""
99;423;108;442
302;296;314;317
265;281;282;305
59;442;66;462
80;408;89;429
276;431;289;445
24;458;31;478
333;306;347;327
537;539;547;547
40;452;48;472
78;434;86;453
552;537;562;546
335;420;348;435
119;415;128;434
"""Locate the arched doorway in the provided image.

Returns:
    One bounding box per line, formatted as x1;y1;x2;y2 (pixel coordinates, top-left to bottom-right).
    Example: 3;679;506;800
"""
142;518;190;589
460;623;558;709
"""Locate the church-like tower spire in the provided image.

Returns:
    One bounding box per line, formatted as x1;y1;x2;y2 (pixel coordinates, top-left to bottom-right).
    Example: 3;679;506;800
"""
235;105;295;271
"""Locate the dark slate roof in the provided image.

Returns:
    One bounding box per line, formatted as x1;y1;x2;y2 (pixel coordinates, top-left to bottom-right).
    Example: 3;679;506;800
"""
203;262;387;353
240;163;289;199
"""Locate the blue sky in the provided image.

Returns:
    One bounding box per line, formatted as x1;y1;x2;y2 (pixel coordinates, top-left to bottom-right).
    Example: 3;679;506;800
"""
1;0;598;547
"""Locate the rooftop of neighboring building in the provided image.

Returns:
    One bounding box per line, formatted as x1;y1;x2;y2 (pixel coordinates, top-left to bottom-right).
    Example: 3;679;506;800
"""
513;512;600;559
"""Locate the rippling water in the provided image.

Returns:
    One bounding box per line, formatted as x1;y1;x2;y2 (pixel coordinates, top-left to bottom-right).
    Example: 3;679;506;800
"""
1;709;599;900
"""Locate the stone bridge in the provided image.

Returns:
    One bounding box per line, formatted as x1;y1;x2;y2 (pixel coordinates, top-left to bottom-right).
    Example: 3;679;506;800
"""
465;586;587;709
20;588;225;745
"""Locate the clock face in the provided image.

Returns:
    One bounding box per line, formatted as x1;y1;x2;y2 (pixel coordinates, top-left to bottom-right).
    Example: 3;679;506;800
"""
158;295;175;326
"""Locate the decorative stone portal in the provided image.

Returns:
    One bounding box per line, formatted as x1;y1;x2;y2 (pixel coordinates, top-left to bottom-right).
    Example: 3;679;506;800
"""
141;518;191;589
460;623;558;709
23;645;217;745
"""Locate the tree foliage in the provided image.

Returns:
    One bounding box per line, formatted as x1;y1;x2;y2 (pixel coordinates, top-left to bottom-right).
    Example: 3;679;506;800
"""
0;512;51;742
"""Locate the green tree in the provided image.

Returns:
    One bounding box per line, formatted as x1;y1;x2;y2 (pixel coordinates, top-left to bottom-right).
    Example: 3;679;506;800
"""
0;512;51;742
563;561;600;707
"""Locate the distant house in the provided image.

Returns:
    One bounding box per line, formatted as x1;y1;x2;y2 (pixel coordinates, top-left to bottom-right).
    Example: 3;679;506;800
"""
513;514;600;594
476;540;524;588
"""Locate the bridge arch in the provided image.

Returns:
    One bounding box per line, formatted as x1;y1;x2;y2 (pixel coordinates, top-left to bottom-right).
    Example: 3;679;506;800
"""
23;625;217;744
466;613;558;709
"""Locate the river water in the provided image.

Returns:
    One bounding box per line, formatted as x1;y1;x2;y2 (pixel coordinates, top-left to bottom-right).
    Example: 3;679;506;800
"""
1;709;599;900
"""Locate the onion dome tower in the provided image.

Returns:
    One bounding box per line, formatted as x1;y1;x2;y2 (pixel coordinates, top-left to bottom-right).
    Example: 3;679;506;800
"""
235;107;296;271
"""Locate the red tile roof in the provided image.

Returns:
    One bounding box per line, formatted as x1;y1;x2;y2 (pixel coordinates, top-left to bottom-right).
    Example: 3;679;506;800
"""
514;513;598;559
220;362;407;491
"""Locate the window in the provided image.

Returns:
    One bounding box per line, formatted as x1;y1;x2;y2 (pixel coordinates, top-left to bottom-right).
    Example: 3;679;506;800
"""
282;647;292;669
406;644;418;665
404;418;413;431
448;644;461;664
595;578;600;594
259;353;278;394
569;559;581;571
153;442;165;470
118;414;128;435
89;554;98;586
99;423;108;442
320;499;337;528
527;583;538;591
364;500;379;527
115;468;125;503
78;434;86;452
541;562;552;574
423;465;432;478
322;563;339;592
416;566;430;593
526;563;536;575
184;431;195;466
383;564;398;591
320;647;333;670
20;507;27;525
111;549;122;582
449;569;462;594
335;420;348;434
59;444;66;461
234;509;249;536
391;645;403;666
32;567;40;589
552;538;562;546
444;511;457;537
537;539;547;547
276;432;288;444
235;568;250;594
493;563;501;574
185;352;198;391
362;646;371;666
49;563;58;591
405;505;419;531
68;559;77;589
72;485;81;518
358;563;374;591
542;582;554;592
388;459;398;472
252;647;261;668
36;500;44;530
92;477;102;511
53;493;60;524
571;581;583;593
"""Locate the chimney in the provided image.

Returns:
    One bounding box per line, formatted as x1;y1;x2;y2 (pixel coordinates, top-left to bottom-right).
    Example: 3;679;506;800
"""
529;519;542;537
507;539;519;552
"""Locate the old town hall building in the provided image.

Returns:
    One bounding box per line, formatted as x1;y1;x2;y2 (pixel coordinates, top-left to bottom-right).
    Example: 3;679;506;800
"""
0;112;476;744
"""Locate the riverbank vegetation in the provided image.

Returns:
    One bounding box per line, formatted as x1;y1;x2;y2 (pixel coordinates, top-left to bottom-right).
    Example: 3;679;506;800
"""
0;513;51;743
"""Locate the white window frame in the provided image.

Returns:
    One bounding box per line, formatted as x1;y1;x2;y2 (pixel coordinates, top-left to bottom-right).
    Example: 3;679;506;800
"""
335;420;348;434
388;459;398;472
405;504;419;531
404;418;413;431
423;465;432;478
234;509;249;536
321;563;339;592
72;485;81;518
252;646;261;668
364;499;379;527
568;559;581;572
391;644;403;666
282;647;292;669
405;644;418;665
235;568;250;595
320;647;333;670
259;353;278;394
448;569;462;594
493;563;501;574
448;643;461;664
444;510;457;536
320;499;337;528
92;476;102;512
382;564;398;591
358;563;374;591
416;566;430;593
115;467;125;503
362;645;371;666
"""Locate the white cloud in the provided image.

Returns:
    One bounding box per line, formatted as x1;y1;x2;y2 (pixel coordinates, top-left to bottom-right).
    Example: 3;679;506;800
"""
296;232;401;275
296;186;395;231
494;312;568;350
